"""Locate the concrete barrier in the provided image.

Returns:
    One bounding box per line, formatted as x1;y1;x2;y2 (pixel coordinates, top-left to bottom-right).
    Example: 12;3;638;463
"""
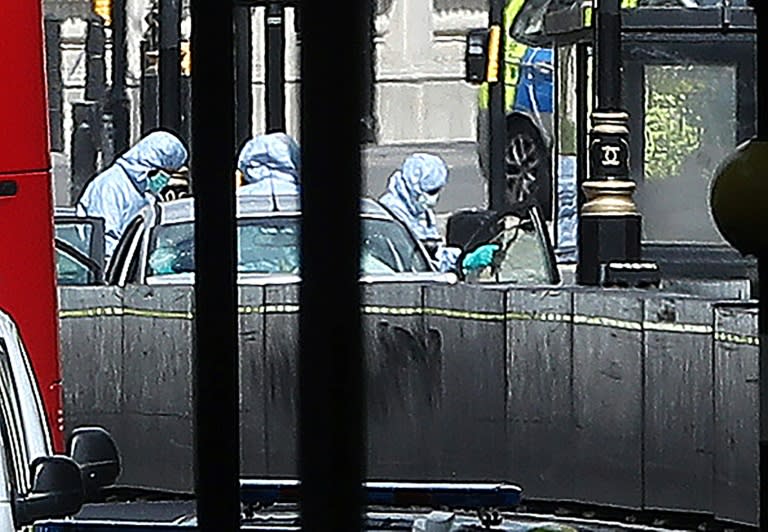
262;283;299;476
571;289;644;508
713;303;759;524
424;283;507;481
364;283;434;479
239;286;268;479
643;295;715;514
57;283;760;524
505;286;574;501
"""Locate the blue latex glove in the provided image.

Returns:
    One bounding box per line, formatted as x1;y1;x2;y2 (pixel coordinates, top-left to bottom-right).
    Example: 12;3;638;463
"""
148;247;178;274
461;244;500;272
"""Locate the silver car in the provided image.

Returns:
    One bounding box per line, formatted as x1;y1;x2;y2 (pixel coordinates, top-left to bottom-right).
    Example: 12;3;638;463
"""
105;194;457;286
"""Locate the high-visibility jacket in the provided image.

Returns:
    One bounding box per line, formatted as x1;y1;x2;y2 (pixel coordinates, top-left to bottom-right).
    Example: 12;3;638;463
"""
478;0;639;113
478;0;526;112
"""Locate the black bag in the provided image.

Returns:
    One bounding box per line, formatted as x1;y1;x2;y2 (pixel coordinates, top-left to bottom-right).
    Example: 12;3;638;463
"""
446;209;503;251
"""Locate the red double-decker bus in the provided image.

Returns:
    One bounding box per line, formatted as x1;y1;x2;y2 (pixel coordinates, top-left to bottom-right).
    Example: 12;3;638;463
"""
0;1;63;452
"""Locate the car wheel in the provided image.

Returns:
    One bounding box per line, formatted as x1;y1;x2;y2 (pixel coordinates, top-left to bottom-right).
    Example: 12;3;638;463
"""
504;121;552;220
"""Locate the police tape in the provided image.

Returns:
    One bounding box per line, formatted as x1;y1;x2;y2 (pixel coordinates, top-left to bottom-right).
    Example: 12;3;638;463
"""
58;304;760;345
58;307;193;320
713;331;761;346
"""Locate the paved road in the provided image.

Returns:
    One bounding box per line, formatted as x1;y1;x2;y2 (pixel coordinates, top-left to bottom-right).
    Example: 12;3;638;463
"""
362;141;488;214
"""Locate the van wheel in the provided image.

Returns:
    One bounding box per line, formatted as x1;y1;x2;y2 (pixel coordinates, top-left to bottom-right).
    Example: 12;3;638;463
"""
505;121;552;220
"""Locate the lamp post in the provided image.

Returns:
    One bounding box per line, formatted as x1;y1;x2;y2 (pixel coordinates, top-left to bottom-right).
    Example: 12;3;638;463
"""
576;0;641;285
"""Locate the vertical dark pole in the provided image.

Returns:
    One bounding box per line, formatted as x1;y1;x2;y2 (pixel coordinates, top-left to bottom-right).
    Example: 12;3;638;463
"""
85;17;107;165
45;18;64;152
109;0;130;153
596;0;621;111
361;0;377;143
755;4;768;142
265;2;286;133
235;5;253;146
300;0;364;531
140;40;155;135
576;0;641;285
86;19;107;103
159;0;182;132
488;0;507;211
575;43;589;209
190;0;238;529
71;103;99;202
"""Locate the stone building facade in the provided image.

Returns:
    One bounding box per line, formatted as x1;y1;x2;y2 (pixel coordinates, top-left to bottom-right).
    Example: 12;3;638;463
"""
43;0;488;203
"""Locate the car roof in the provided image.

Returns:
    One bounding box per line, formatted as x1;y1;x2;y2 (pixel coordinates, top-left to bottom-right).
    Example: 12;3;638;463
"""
157;194;395;225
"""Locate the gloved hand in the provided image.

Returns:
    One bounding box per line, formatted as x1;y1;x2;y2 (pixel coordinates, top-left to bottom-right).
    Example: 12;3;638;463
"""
148;247;178;275
461;244;500;273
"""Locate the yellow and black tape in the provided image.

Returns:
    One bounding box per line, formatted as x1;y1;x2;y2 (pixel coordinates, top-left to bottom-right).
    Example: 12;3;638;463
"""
58;304;760;346
714;331;761;346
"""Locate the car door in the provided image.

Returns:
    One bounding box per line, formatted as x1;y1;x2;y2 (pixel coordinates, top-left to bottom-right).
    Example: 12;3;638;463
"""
528;203;560;283
105;217;145;287
55;240;103;286
53;215;105;274
449;205;560;285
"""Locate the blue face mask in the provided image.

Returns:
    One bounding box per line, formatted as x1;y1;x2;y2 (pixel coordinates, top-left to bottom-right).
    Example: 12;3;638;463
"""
147;169;171;195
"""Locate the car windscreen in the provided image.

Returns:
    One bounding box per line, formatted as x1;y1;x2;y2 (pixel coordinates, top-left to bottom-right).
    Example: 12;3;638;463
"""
147;216;432;277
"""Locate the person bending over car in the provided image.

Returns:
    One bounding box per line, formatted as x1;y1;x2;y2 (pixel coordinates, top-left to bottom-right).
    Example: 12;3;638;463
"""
378;152;497;274
236;132;301;196
76;130;188;262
